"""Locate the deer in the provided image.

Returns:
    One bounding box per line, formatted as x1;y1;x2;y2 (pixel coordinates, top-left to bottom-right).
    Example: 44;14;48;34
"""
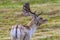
10;2;48;40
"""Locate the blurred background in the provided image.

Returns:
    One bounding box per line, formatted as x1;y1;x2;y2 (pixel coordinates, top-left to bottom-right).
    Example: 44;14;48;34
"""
0;0;60;40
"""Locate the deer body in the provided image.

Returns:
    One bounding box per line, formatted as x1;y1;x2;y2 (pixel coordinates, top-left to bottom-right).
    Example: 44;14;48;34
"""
10;2;48;40
11;19;38;40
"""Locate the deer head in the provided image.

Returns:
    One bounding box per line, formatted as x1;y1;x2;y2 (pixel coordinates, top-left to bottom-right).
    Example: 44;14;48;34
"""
23;2;48;26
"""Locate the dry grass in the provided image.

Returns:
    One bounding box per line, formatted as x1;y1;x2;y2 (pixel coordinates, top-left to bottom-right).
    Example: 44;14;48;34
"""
0;3;60;40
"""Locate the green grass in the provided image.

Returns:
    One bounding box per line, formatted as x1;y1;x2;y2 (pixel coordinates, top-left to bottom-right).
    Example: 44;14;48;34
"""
0;0;60;8
40;36;60;40
0;5;60;40
0;0;60;40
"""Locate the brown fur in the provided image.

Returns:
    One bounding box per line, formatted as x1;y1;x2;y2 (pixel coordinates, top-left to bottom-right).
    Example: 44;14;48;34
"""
23;25;31;30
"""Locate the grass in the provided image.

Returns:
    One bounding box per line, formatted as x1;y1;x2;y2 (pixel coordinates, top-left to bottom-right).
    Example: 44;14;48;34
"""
0;0;60;8
0;0;60;40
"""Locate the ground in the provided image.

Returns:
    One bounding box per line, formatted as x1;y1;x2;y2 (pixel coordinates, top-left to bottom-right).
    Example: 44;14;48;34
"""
0;0;60;40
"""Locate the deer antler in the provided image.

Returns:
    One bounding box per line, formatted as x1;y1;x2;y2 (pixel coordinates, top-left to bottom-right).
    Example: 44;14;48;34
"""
23;2;31;16
22;2;41;17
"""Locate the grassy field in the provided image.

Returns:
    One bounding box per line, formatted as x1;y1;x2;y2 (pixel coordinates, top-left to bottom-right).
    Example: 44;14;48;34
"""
0;0;60;40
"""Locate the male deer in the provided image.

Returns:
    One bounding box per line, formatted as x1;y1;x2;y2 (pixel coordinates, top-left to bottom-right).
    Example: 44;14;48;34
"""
10;2;48;40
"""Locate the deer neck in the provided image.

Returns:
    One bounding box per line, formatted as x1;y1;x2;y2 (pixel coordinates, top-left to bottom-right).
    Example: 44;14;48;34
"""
27;19;38;35
27;18;38;28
